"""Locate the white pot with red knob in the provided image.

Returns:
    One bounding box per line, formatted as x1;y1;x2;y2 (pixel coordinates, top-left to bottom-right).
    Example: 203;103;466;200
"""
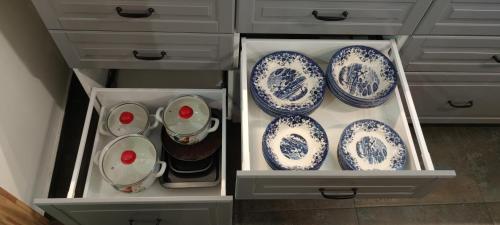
95;134;166;193
155;95;219;145
101;102;159;137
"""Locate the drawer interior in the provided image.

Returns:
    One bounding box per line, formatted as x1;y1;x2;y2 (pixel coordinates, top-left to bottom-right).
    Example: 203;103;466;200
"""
74;88;227;199
240;38;427;173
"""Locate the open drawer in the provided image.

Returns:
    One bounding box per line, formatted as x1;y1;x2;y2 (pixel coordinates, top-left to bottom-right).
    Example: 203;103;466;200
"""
237;38;456;199
34;88;232;225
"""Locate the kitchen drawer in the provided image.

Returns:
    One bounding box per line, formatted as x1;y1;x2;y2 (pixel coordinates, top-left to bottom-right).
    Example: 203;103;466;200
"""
410;84;500;123
416;0;500;35
35;88;232;225
401;36;500;73
31;0;234;33
50;31;237;70
237;38;455;199
407;72;500;83
236;0;432;35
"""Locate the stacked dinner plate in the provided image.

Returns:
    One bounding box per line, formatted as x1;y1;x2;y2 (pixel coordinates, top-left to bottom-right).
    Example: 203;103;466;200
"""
250;51;326;116
327;46;398;108
262;115;329;170
338;119;408;171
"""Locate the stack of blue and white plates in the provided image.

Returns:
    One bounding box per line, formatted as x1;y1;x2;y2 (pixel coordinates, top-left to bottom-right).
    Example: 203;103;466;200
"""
250;51;326;116
262;115;329;170
338;119;408;170
327;46;398;108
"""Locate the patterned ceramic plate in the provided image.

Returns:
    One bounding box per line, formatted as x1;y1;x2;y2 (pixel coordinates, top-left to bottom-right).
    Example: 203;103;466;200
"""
262;115;329;170
251;51;326;116
327;46;398;107
338;119;407;170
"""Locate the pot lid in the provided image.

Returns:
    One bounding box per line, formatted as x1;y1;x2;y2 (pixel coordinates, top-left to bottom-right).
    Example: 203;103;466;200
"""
101;135;157;186
164;95;210;135
107;103;149;136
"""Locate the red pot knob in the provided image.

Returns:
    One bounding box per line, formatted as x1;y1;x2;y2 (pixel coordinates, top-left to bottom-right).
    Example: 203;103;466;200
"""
121;150;136;165
119;111;134;124
179;106;193;119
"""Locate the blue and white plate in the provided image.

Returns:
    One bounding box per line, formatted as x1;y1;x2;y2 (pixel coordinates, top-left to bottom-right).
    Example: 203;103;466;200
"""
338;119;407;170
251;51;326;116
327;46;398;108
262;115;329;170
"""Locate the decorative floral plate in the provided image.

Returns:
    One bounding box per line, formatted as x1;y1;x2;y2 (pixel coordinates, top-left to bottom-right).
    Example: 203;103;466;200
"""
251;51;326;115
338;119;407;170
262;115;329;170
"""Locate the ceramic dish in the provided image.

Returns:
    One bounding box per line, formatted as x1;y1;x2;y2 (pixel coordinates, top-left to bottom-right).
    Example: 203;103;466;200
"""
262;115;328;170
250;51;326;116
327;46;398;108
338;119;407;170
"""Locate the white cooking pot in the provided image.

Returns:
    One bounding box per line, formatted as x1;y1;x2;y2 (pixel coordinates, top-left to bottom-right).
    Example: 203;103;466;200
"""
155;95;219;145
94;134;166;193
100;102;159;137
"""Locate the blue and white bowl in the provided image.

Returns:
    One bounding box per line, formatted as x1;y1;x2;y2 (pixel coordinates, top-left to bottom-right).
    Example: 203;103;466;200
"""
250;51;326;116
327;46;398;108
262;115;329;170
338;119;407;170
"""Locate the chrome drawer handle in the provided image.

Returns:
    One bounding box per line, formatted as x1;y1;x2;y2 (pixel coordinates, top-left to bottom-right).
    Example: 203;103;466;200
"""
133;51;166;61
448;100;473;108
493;55;500;63
129;219;162;225
116;7;154;18
319;188;357;199
312;10;348;21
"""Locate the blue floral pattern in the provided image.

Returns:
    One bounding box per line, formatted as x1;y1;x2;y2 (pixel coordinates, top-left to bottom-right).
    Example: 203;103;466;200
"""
263;115;328;170
327;46;398;108
338;119;407;170
251;51;326;116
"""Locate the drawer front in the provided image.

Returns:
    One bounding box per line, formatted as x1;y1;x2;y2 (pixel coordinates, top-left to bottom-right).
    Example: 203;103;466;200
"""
31;0;234;33
35;197;232;225
410;84;500;119
236;0;432;35
50;31;236;70
236;171;454;199
401;36;500;73
416;0;500;35
407;72;500;83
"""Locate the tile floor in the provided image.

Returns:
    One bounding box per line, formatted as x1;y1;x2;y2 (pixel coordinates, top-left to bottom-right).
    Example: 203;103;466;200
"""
234;125;500;225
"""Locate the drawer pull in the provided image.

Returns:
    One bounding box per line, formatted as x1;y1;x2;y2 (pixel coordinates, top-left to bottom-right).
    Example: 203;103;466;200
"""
493;55;500;63
133;51;166;61
448;100;473;108
116;7;155;18
312;10;348;21
129;219;162;225
319;188;357;199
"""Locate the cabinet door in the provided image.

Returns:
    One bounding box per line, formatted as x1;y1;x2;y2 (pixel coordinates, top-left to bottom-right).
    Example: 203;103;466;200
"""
31;0;234;33
35;197;232;225
416;0;500;35
50;31;237;70
237;0;432;35
401;36;500;73
237;171;454;199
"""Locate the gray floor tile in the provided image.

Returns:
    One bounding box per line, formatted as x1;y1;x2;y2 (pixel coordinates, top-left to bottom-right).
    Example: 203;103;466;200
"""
357;203;493;225
486;203;500;225
235;208;358;225
356;126;483;207
455;127;500;202
235;199;354;213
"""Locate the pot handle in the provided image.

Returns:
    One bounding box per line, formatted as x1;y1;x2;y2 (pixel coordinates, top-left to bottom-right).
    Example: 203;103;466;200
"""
207;118;220;133
154;107;165;125
155;161;167;178
144;114;160;136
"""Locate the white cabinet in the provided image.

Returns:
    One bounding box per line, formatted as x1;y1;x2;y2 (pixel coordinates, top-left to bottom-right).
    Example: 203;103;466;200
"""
236;38;455;199
34;88;232;225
